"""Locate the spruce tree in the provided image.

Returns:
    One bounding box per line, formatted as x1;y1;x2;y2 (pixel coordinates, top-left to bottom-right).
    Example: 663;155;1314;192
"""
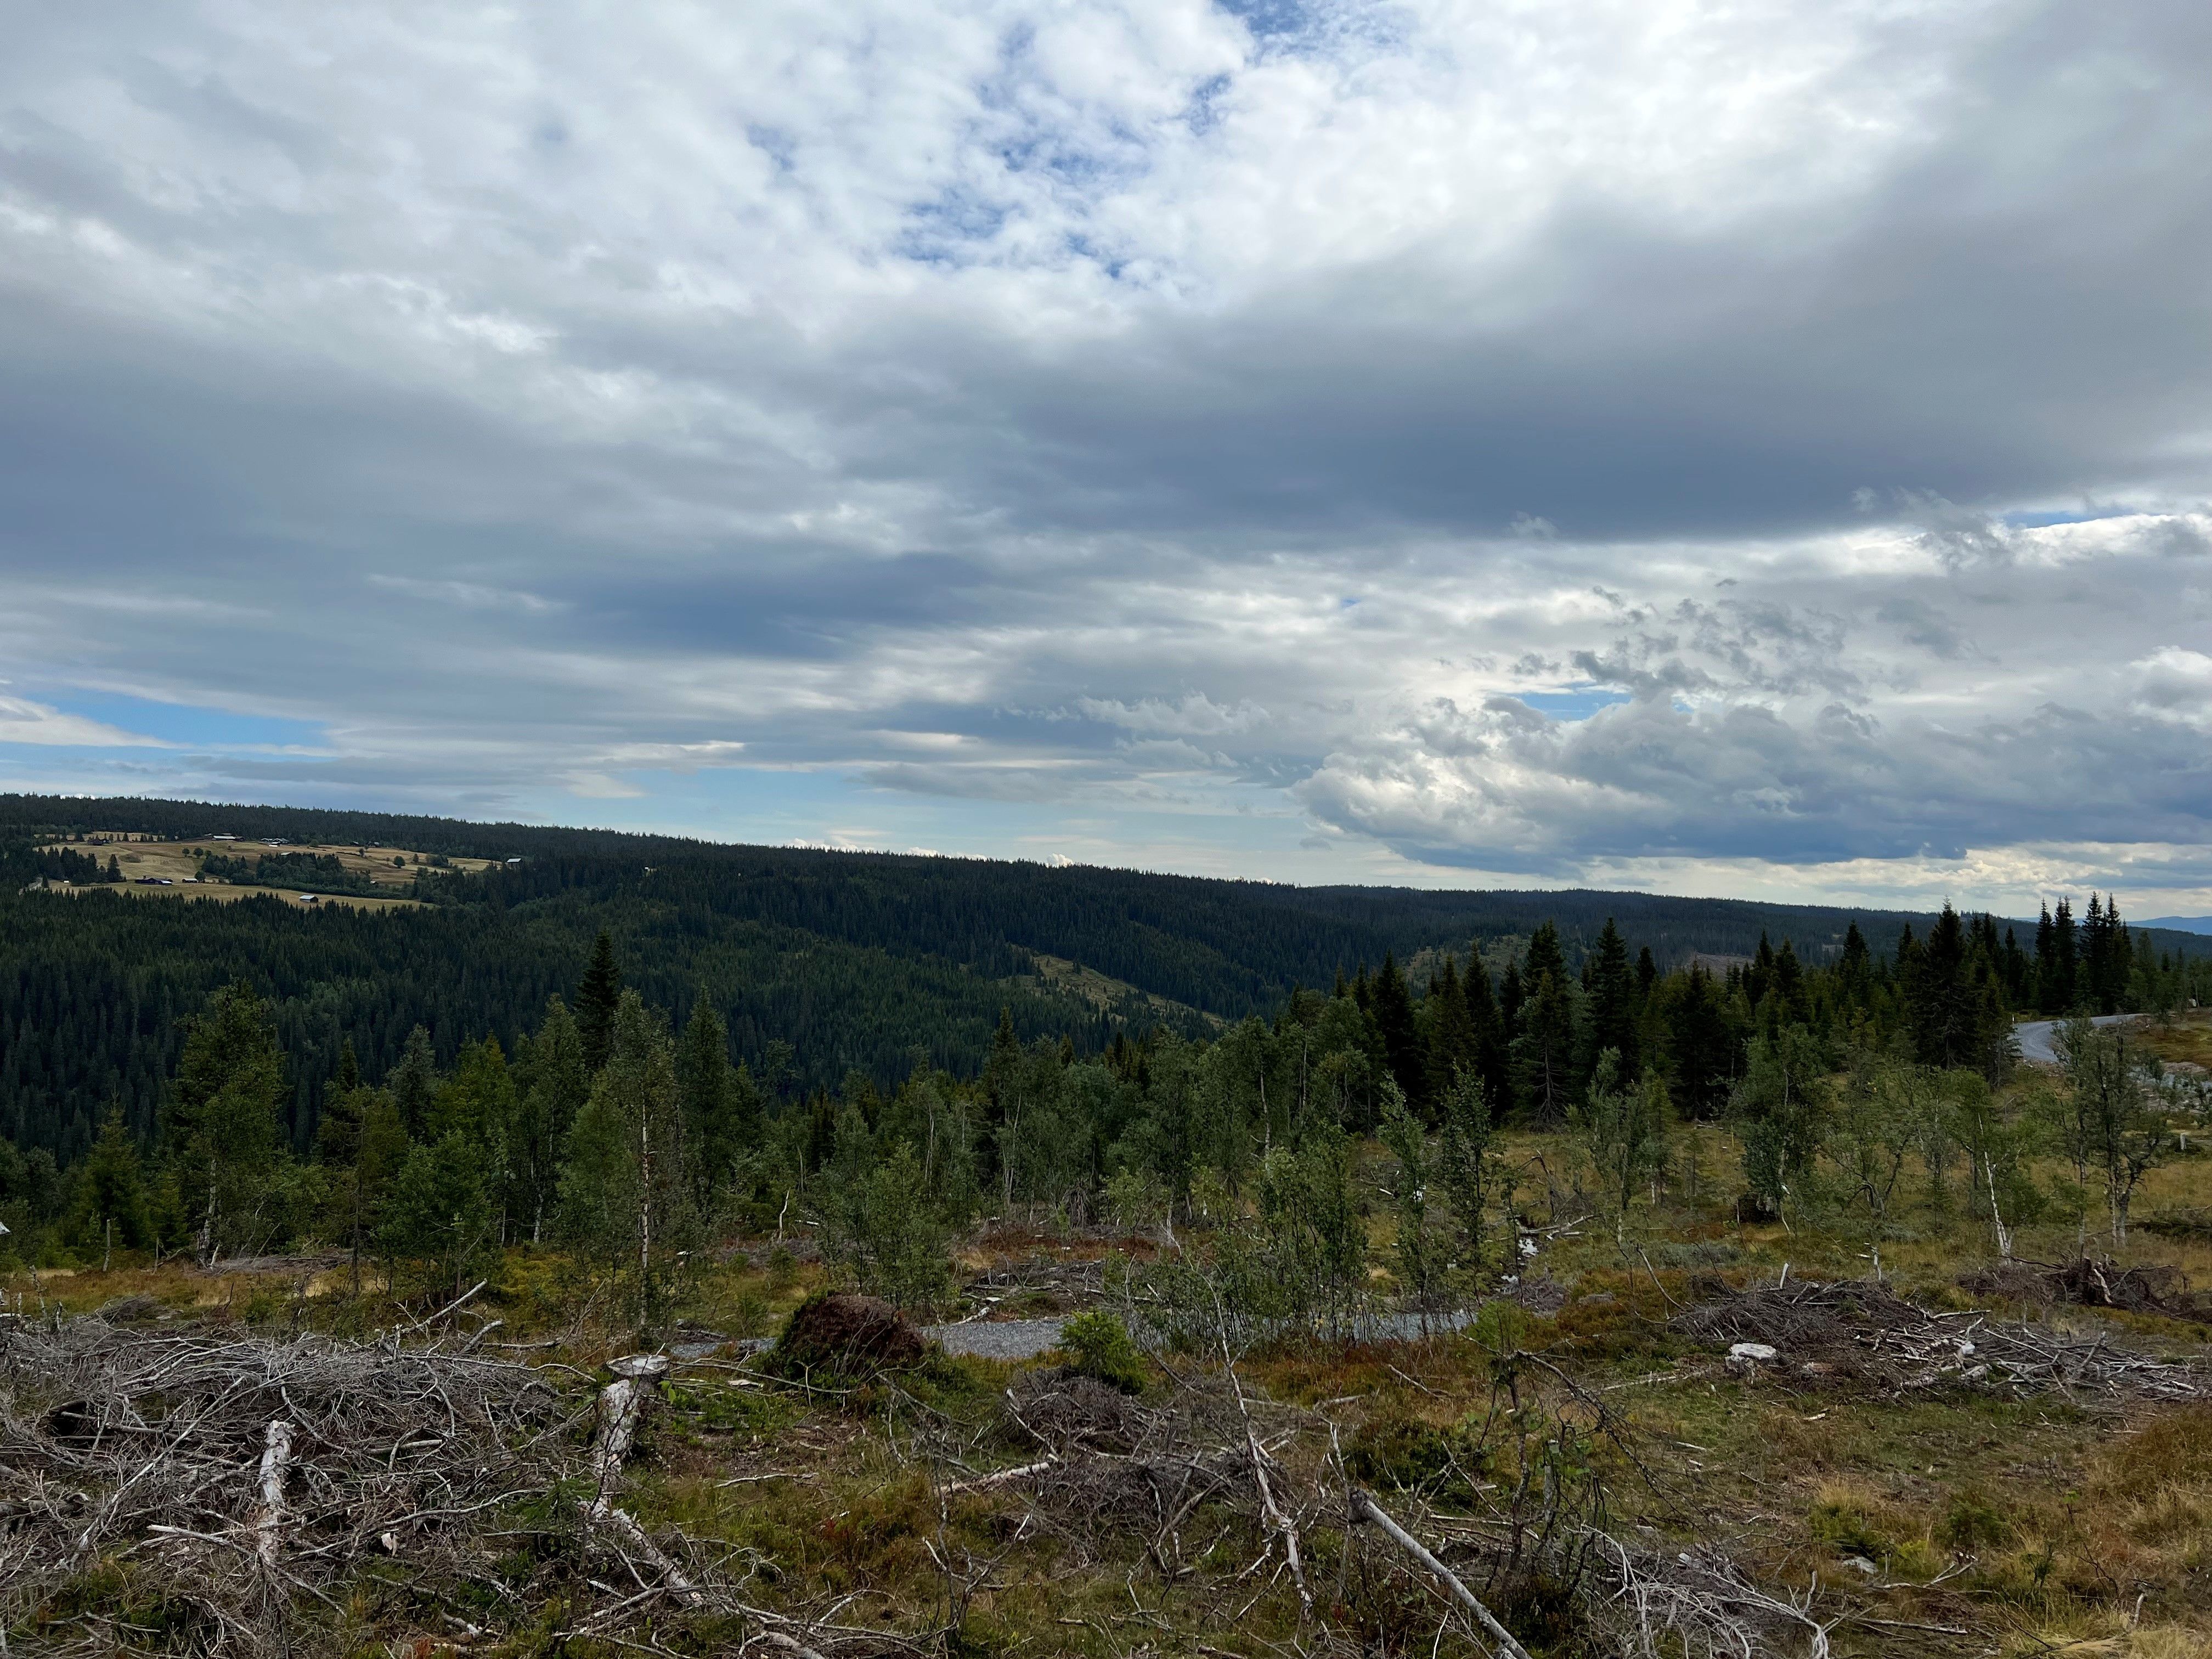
1421;955;1476;1109
1463;952;1513;1122
1368;954;1424;1111
387;1025;439;1143
575;930;624;1071
678;998;747;1203
1580;918;1638;1088
67;1106;151;1255
163;980;287;1263
517;996;589;1243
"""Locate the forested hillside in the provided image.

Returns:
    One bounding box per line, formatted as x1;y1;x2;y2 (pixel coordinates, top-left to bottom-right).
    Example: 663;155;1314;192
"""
3;794;2207;1167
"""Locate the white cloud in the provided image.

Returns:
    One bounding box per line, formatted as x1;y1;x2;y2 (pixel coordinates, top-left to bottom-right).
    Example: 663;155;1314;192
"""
0;697;171;749
1;3;2211;907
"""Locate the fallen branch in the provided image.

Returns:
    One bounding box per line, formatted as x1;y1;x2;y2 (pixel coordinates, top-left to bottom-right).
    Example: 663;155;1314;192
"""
585;1353;703;1607
255;1418;294;1568
944;1457;1056;1497
1350;1486;1533;1659
397;1278;488;1338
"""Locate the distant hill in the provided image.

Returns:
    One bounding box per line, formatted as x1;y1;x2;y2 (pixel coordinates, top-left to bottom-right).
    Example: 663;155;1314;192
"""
2142;916;2212;936
2;792;2206;1163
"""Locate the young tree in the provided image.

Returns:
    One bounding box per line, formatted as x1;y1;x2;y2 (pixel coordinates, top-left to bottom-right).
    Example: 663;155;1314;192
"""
379;1132;496;1302
1945;1070;2035;1260
677;998;754;1204
1825;1049;1920;1280
163;981;289;1265
2057;1019;2174;1246
1573;1048;1669;1249
515;996;589;1242
819;1139;952;1313
1378;1082;1442;1313
1434;1067;1501;1280
557;991;694;1330
66;1107;152;1262
1731;1025;1826;1230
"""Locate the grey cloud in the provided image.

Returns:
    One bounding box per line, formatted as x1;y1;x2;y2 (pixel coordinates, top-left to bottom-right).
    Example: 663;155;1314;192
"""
0;2;2210;900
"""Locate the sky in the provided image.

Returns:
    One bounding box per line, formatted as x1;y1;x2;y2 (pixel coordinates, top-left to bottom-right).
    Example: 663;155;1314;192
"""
2;1;2210;917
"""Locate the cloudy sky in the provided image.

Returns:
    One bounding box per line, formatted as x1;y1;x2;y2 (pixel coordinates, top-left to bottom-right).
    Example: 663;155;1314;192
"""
3;1;2210;915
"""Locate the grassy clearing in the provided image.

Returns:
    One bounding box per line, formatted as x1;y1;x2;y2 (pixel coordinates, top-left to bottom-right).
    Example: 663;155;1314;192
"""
14;1111;2212;1656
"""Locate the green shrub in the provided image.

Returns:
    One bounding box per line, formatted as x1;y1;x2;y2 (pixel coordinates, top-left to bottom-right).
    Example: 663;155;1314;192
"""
1055;1310;1150;1393
1937;1489;2016;1550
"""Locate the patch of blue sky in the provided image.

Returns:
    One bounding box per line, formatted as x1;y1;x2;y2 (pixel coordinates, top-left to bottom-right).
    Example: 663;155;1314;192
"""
1999;505;2134;528
1516;686;1630;721
52;690;327;751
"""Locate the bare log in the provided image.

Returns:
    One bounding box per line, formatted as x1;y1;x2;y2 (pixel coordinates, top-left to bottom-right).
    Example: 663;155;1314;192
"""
1350;1487;1533;1659
255;1418;294;1568
584;1354;703;1606
944;1457;1056;1497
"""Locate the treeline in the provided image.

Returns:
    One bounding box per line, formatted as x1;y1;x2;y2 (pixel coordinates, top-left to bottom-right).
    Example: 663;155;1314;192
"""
4;794;2209;1172
12;902;2207;1311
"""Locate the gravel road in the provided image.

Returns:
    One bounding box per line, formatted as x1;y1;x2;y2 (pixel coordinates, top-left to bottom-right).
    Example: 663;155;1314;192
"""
2015;1012;2140;1065
926;1318;1068;1359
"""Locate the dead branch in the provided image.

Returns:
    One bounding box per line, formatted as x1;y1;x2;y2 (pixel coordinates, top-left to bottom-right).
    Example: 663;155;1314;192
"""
1349;1486;1533;1659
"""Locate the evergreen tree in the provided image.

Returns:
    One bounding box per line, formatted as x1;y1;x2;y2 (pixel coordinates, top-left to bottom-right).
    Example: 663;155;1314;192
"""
1497;956;1525;1033
1421;955;1476;1110
1368;954;1424;1110
575;929;624;1071
678;998;757;1203
1838;923;1872;1003
388;1025;439;1143
66;1106;151;1256
515;996;589;1242
1580;918;1638;1088
163;980;288;1263
2048;898;2079;1012
1462;953;1513;1124
1512;964;1577;1125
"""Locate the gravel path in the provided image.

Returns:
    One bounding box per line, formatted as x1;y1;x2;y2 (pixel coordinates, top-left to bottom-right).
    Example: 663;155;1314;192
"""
2016;1012;2139;1065
927;1318;1068;1359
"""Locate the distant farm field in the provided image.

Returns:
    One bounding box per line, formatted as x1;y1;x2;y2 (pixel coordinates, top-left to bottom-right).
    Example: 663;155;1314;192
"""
31;833;498;912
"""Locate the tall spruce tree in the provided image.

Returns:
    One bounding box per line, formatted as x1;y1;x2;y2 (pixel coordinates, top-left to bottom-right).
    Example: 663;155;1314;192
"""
1581;918;1638;1088
1368;955;1424;1111
575;930;624;1072
387;1025;439;1143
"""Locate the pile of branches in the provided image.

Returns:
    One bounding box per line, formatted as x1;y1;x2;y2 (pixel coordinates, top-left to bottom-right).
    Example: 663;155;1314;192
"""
1673;1277;2204;1400
0;1316;573;1653
1960;1256;2211;1318
978;1367;1267;1568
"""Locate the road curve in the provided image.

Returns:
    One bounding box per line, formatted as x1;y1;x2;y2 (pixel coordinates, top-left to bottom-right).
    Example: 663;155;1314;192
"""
2015;1012;2140;1065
